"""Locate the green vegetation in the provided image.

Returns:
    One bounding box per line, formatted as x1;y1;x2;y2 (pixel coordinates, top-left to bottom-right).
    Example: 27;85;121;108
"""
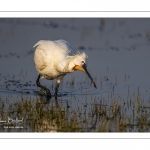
0;74;150;132
0;89;150;132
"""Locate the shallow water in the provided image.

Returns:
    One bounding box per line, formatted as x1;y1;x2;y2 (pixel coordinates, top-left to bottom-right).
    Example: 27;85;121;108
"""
0;18;150;132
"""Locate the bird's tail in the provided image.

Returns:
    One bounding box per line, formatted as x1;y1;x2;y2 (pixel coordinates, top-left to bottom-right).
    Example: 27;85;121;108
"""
33;40;49;48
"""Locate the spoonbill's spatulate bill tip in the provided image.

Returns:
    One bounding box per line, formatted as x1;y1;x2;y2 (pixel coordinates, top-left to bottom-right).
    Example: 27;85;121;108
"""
33;39;96;98
93;81;97;89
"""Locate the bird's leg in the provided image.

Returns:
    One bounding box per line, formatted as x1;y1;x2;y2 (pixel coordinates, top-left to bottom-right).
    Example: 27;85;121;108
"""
54;83;60;98
54;77;63;99
36;74;51;98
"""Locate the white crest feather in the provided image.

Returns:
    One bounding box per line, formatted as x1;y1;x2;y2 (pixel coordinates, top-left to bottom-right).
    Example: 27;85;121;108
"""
73;51;88;59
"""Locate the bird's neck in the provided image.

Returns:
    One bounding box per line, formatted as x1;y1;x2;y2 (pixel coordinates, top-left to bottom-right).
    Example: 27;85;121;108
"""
58;56;74;73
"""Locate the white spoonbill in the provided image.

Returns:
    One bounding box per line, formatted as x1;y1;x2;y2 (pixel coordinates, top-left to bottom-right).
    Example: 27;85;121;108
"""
33;39;96;98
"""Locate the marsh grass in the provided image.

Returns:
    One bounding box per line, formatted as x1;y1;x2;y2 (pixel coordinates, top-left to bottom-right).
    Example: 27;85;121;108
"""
0;89;150;132
0;74;150;132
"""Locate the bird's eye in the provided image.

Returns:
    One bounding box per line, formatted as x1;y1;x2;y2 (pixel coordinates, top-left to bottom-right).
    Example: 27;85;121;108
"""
81;61;84;64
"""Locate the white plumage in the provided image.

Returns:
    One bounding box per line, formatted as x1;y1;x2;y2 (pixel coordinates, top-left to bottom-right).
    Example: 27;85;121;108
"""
33;39;96;98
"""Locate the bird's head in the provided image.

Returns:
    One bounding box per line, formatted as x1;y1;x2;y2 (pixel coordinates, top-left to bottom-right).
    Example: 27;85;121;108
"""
69;52;97;89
